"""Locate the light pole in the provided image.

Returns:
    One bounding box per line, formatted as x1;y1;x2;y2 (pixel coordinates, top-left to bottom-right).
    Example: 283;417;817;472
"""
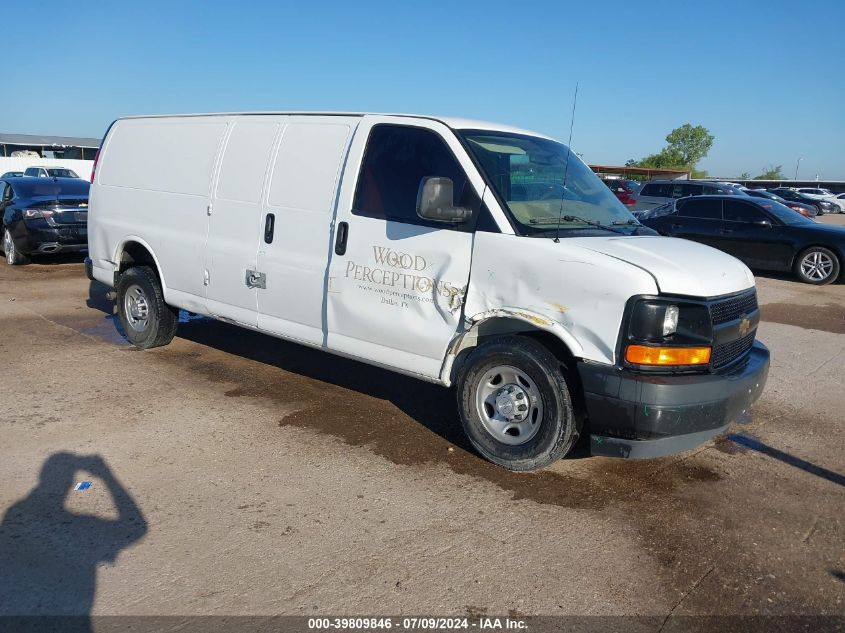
794;157;803;181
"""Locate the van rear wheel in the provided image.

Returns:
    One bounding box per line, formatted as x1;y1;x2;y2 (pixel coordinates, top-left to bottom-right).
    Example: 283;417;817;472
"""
457;335;579;471
116;266;178;348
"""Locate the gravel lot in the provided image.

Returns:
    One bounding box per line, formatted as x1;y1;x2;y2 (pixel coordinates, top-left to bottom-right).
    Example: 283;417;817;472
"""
0;217;843;623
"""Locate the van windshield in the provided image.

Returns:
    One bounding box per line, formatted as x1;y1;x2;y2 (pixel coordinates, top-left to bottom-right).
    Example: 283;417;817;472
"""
459;130;638;235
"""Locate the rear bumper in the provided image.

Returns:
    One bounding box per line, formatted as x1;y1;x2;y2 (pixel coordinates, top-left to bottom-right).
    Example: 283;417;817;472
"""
578;341;769;459
15;222;87;255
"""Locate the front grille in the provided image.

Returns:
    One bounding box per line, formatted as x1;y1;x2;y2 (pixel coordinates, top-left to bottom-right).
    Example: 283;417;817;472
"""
711;330;756;368
710;290;758;325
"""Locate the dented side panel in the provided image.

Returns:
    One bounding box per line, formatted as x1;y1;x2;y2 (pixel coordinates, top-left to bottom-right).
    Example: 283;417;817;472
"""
325;116;484;379
464;232;659;365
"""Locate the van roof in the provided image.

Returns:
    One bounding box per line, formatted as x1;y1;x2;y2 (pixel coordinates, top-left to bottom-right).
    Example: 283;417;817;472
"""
115;112;553;140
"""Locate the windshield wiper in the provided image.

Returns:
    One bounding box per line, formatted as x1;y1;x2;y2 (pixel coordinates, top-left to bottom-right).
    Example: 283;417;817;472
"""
529;214;628;234
611;219;642;226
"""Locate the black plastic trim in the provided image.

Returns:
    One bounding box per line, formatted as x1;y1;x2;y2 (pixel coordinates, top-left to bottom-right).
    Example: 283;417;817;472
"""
579;341;769;457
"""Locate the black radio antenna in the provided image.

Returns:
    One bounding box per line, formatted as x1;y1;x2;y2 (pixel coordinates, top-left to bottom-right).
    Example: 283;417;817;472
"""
554;82;579;243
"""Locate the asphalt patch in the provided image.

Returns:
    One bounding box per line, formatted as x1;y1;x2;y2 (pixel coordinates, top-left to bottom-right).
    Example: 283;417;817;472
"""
760;302;845;334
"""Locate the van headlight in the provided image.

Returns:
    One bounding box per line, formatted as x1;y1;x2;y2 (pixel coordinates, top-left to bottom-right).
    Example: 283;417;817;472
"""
624;298;713;369
662;305;679;336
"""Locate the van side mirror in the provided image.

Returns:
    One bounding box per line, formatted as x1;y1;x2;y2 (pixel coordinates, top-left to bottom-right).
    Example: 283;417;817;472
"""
416;177;472;223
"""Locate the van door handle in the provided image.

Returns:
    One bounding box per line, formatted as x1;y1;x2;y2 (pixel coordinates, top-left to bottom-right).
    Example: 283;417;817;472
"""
671;223;683;229
720;228;733;234
334;221;349;255
264;213;275;244
245;269;267;289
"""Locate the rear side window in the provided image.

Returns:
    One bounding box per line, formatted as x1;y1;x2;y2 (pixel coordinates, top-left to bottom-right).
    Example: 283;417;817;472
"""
640;183;671;197
723;200;767;223
353;125;470;226
671;183;703;198
703;185;725;195
677;198;722;219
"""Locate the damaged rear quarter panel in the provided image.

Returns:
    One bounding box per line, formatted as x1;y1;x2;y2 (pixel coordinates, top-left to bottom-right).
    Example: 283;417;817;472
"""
465;232;659;365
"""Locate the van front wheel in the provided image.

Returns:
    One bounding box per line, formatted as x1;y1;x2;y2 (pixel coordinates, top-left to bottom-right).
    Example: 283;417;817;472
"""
116;266;178;348
457;336;578;471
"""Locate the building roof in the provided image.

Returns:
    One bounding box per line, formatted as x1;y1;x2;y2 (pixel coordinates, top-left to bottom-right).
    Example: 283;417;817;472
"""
590;164;691;179
0;133;101;148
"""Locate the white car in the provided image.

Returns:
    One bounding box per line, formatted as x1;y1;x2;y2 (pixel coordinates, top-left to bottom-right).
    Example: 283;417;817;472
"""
796;187;835;200
833;193;845;213
85;112;769;469
797;188;845;213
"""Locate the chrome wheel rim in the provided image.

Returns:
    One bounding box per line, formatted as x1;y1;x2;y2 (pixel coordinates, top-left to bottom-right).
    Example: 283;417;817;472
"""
800;251;834;281
124;284;150;332
4;230;12;265
475;365;543;445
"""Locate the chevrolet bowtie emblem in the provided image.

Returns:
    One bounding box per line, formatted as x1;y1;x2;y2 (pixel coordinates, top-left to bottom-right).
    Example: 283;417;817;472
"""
738;317;751;336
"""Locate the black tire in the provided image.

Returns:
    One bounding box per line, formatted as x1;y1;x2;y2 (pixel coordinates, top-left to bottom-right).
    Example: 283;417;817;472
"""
3;228;29;265
116;266;178;348
457;335;579;471
794;246;840;285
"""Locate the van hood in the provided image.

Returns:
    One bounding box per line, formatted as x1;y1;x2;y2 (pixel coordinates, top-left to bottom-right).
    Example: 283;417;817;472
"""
569;236;755;298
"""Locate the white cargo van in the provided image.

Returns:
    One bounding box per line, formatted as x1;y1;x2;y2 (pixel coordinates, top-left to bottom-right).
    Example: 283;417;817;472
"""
86;113;769;470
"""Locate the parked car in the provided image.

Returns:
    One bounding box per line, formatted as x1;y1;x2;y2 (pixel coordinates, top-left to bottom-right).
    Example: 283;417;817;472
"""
795;187;835;200
632;179;739;212
834;193;845;213
1;177;90;265
743;188;817;218
769;188;838;215
601;178;638;207
717;181;747;191
86;112;768;469
24;166;80;179
1;171;24;179
639;195;845;284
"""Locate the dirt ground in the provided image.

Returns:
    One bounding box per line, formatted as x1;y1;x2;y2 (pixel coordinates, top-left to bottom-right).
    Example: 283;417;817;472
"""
0;219;843;626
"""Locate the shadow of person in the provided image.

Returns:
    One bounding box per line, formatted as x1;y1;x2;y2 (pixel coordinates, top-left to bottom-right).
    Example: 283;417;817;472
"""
0;453;147;631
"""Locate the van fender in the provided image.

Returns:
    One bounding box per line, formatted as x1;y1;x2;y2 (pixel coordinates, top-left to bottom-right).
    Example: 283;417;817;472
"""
439;307;585;386
113;235;168;292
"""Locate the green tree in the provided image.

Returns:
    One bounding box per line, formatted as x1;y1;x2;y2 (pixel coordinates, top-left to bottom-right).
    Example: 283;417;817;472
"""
664;124;715;168
739;172;751;180
754;165;784;180
630;124;715;172
636;147;686;169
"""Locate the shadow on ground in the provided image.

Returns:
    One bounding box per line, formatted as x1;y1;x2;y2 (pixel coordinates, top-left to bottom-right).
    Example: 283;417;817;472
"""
0;453;146;630
86;280;592;461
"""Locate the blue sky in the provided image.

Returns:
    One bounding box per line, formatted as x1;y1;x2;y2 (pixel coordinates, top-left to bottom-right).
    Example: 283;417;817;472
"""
4;0;844;178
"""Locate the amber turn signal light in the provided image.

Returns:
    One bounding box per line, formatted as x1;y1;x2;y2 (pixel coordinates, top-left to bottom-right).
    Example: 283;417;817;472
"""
625;345;711;366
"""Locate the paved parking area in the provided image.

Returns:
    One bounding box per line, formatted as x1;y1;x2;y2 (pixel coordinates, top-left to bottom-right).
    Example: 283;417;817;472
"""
0;221;843;620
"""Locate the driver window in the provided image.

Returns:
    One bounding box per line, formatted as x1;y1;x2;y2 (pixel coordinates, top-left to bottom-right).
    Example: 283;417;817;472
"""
353;125;475;229
723;200;767;223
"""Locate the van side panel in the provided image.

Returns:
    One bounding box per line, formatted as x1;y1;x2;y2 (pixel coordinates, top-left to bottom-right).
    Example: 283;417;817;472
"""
93;117;228;310
207;119;280;325
256;117;357;345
